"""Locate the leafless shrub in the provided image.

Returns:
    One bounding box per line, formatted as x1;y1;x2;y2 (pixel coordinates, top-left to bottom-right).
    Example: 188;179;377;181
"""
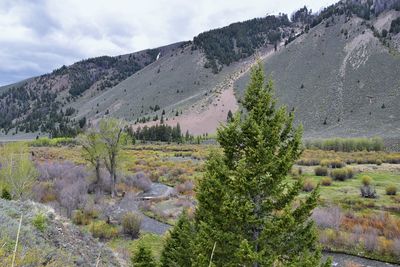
363;230;379;252
36;161;90;217
393;239;400;256
175;180;194;194
119;172;152;192
312;206;342;230
98;168;112;193
174;198;192;208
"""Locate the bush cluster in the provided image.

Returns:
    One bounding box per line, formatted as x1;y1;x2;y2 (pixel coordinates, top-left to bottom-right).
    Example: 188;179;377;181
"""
330;168;354;181
32;213;47;232
386;185;397;196
89;221;119;240
314;166;328;176
304;137;384;152
303;179;316;192
320;159;346;168
321;177;333;186
121;212;142;239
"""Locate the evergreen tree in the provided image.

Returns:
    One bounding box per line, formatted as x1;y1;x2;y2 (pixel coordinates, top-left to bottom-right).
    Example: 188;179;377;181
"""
226;110;233;122
161;211;194;267
192;63;330;266
131;243;157;267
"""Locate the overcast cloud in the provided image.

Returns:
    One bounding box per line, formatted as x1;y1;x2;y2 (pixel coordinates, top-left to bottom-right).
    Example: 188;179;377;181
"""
0;0;337;85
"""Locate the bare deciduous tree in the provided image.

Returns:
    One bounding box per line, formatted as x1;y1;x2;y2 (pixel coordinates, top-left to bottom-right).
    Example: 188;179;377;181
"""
98;118;127;198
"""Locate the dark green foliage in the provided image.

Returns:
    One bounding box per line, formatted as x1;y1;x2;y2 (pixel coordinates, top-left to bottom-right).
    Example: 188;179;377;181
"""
194;15;290;72
131;243;157;267
226;110;233;122
1;188;11;200
133;124;184;143
291;6;313;24
191;63;328;266
32;213;47;232
390;17;400;34
65;107;76;116
78;117;87;128
382;29;388;38
161;211;193;267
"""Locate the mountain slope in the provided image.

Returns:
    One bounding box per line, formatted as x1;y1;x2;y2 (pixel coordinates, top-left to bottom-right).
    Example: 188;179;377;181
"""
1;0;400;140
235;10;400;139
0;199;119;266
0;42;182;136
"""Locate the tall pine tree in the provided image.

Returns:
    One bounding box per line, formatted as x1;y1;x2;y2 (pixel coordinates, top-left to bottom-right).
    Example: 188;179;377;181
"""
160;210;194;267
191;63;330;266
131;243;157;267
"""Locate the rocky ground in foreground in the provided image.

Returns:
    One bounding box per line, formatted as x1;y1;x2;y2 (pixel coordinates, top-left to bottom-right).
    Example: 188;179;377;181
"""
0;199;119;266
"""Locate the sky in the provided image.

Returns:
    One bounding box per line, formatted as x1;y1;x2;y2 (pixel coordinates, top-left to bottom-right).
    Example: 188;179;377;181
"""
0;0;337;86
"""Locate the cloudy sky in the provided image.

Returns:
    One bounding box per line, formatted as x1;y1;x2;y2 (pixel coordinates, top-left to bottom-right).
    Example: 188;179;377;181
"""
0;0;337;86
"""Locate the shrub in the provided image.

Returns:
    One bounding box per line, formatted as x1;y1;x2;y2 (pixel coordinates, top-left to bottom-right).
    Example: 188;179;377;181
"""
130;172;152;192
386;185;397;196
304;137;384;152
361;175;372;186
296;158;320;166
314;166;328;176
1;188;11;200
320;159;345;168
121;212;142;239
303;179;316;192
330;168;353;181
89;221;119;240
72;210;91;225
175;180;194;194
385;155;400;164
32;213;47;232
360;185;377;199
290;167;303;177
312;206;342;230
321;177;333;186
376;159;382;166
131;243;157;267
30;137;77;147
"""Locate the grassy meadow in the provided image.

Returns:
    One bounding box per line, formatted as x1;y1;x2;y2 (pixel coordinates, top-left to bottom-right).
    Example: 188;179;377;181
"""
3;140;399;264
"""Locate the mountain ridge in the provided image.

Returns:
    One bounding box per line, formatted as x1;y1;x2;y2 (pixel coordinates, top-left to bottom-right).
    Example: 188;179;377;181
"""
1;0;400;140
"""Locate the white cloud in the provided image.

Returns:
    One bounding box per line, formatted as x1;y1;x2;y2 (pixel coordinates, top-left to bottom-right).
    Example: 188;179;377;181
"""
0;0;337;85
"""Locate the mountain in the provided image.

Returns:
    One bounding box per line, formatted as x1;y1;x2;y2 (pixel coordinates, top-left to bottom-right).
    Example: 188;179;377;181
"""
236;4;400;139
1;0;400;140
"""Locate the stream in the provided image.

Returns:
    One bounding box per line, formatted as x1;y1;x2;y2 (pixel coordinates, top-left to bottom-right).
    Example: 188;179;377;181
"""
125;183;399;266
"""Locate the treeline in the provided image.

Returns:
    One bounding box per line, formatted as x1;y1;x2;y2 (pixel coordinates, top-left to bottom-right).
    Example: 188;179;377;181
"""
130;124;194;143
193;15;290;73
193;0;392;74
67;51;156;96
304;137;385;152
0;84;86;137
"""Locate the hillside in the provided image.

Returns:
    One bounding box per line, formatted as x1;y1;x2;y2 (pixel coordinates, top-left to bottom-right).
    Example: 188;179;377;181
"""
1;0;400;140
0;199;119;266
0;42;183;137
235;9;400;139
